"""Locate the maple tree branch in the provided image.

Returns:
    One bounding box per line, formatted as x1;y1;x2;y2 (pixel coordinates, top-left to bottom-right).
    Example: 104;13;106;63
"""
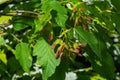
0;10;43;18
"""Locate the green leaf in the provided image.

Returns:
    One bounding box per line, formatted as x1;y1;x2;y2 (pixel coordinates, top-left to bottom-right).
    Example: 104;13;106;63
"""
0;50;7;64
13;23;28;31
89;52;115;80
111;13;120;33
55;13;68;27
41;0;68;27
34;19;43;32
74;26;101;58
41;0;52;12
0;61;7;74
7;57;21;74
15;43;32;73
0;16;11;23
11;17;34;31
34;13;51;32
90;74;106;80
49;59;68;80
94;1;111;11
33;38;60;80
0;37;5;45
111;0;120;12
50;1;68;27
86;44;115;80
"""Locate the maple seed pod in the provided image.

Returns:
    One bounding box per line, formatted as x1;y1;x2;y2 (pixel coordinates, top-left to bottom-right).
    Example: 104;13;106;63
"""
75;48;80;54
73;7;77;13
70;16;73;21
51;44;56;50
80;43;87;47
86;16;92;22
61;43;66;52
60;52;64;59
83;24;88;30
74;17;80;26
55;51;59;59
70;52;73;58
48;33;53;42
80;8;85;13
41;29;47;35
75;47;82;57
70;13;74;21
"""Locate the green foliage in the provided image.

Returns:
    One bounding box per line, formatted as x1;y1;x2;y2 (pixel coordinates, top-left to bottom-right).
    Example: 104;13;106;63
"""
33;38;60;80
15;43;32;73
74;26;101;58
0;50;7;64
0;37;5;45
11;17;34;31
41;0;68;28
0;0;120;80
34;13;51;32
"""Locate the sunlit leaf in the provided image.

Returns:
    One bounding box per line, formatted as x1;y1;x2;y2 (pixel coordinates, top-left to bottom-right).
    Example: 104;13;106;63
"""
0;16;11;23
90;74;106;80
0;0;7;5
55;13;68;27
33;38;60;80
34;13;51;32
0;37;5;45
15;43;32;73
41;0;68;27
13;23;28;31
50;1;68;27
0;50;7;64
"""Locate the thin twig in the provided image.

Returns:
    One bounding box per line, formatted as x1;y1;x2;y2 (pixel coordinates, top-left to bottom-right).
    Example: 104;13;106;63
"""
11;34;22;43
0;24;21;43
0;10;43;18
5;44;15;54
0;13;36;18
15;10;42;15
